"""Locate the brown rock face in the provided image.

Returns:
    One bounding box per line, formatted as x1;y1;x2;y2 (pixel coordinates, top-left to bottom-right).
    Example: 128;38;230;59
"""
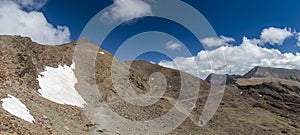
0;35;299;134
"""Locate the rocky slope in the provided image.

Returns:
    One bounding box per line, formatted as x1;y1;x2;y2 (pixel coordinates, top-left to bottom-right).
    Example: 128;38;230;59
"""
0;35;91;134
0;35;299;135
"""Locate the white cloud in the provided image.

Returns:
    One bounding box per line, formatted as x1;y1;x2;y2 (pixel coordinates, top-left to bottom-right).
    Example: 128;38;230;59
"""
100;0;153;23
260;27;293;45
159;36;300;79
165;40;182;51
200;35;235;47
0;0;70;45
13;0;48;10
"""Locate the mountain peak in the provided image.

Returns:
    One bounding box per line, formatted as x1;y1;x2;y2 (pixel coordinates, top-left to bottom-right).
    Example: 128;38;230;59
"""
76;37;90;44
244;66;300;82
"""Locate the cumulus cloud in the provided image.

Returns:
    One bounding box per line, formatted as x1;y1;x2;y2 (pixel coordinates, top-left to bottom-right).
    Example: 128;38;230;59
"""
159;36;300;79
0;0;71;45
165;40;182;51
100;0;153;23
260;27;293;45
200;35;235;47
13;0;48;10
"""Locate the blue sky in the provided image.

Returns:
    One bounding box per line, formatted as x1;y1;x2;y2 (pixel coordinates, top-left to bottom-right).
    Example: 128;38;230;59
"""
43;0;300;46
43;0;300;58
1;0;300;78
43;0;300;39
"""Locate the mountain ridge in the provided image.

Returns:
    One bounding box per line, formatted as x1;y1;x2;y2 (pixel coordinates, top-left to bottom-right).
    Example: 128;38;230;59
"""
0;35;299;135
205;66;300;85
244;66;300;82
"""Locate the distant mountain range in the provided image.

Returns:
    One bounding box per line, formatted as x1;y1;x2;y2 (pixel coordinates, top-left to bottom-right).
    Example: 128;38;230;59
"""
0;35;299;135
205;66;300;85
244;66;300;82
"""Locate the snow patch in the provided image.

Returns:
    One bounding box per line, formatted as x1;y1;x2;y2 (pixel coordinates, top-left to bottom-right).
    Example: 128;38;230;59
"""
70;62;76;70
1;94;35;123
37;64;86;108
